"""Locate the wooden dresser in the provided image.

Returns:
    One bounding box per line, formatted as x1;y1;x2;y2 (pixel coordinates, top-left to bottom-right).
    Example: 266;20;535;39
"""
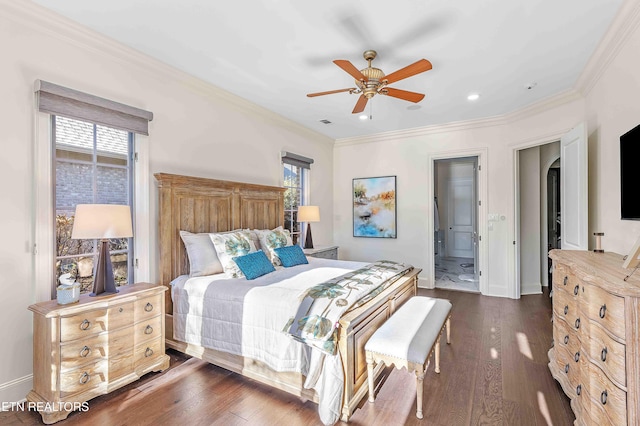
548;250;640;425
27;283;170;424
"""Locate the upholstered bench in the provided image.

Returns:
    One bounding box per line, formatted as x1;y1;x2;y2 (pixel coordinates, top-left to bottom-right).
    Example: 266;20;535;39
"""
365;296;452;419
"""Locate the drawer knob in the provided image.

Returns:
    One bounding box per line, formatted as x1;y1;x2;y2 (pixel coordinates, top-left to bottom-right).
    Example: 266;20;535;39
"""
144;302;153;312
144;325;153;335
145;347;154;357
599;304;607;319
563;276;568;286
601;390;608;405
575;318;580;329
119;307;123;313
79;372;90;385
80;346;91;358
601;347;608;362
564;364;569;374
564;305;568;315
564;335;569;345
574;352;580;362
80;319;91;330
576;384;582;396
573;285;579;296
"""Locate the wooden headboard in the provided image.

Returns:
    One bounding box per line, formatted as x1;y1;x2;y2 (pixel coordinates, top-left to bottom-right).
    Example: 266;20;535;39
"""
155;173;285;314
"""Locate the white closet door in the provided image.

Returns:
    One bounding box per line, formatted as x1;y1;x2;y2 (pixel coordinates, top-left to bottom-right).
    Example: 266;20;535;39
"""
560;122;588;250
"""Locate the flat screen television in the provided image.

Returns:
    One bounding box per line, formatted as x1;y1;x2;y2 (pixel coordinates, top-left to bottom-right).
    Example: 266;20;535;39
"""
621;124;640;220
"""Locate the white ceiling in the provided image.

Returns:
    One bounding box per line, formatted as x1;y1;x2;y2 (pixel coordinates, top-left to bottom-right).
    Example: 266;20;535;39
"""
32;0;623;140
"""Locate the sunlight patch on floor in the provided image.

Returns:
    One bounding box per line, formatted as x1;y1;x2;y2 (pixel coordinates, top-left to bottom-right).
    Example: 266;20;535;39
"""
490;347;499;359
516;332;533;360
537;391;553;425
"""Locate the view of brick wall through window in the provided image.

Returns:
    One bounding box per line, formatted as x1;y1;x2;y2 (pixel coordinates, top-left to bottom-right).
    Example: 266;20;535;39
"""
54;116;133;292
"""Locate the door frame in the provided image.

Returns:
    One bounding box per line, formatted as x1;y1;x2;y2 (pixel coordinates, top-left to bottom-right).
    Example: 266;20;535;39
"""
510;129;569;299
427;148;488;294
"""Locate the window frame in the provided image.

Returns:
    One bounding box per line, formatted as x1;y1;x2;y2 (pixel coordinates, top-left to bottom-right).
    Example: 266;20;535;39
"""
283;163;309;246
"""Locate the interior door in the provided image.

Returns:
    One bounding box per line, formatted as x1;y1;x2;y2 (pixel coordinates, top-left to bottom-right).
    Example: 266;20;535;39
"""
447;178;474;258
560;122;588;250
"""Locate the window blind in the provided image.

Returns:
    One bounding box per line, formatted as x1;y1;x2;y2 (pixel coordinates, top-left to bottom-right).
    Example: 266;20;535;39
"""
35;80;153;135
281;151;314;169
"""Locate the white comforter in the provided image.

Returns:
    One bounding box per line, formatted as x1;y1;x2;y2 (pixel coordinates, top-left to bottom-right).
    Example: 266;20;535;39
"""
171;257;367;425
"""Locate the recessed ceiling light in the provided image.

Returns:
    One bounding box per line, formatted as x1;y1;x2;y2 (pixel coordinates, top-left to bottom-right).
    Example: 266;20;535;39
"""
319;119;332;124
467;93;480;101
524;82;538;90
359;114;369;120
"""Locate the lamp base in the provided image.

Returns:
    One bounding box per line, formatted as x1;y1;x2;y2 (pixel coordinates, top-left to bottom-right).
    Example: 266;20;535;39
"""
90;240;119;297
304;224;314;249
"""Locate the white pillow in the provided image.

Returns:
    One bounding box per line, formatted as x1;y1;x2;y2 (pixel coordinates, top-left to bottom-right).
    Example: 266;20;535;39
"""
179;230;223;277
254;226;293;266
210;230;258;277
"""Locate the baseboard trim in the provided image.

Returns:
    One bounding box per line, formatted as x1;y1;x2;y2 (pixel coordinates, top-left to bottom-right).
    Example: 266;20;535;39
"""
0;374;32;403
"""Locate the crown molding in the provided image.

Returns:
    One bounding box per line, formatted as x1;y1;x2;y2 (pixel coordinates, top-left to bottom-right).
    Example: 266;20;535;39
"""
575;0;640;96
334;89;582;147
2;0;333;145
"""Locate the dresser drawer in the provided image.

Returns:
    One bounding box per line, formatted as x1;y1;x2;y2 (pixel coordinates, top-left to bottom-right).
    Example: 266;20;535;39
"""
554;316;580;357
553;264;579;292
555;346;580;394
581;318;626;387
134;315;162;344
134;338;163;367
581;283;625;339
553;288;581;332
60;360;107;397
60;332;109;371
60;303;133;342
581;357;627;426
134;294;163;323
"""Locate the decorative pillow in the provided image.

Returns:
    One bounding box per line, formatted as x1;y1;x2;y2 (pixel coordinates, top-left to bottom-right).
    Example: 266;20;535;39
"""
233;250;276;280
274;245;308;267
179;230;223;277
210;230;257;277
254;226;293;266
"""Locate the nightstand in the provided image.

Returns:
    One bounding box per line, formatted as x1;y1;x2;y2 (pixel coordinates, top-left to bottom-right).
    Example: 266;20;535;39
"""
27;283;170;424
304;245;339;260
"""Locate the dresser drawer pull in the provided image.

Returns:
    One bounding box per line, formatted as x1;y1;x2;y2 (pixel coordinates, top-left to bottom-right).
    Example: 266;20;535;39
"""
563;276;568;286
601;347;608;362
80;319;91;330
79;372;90;385
564;364;569;374
79;346;91;358
144;325;153;335
564;305;568;315
119;307;123;313
600;390;608;405
144;302;154;312
145;347;154;358
576;385;581;396
599;304;606;319
564;335;569;344
574;352;580;362
575;318;580;329
573;285;579;296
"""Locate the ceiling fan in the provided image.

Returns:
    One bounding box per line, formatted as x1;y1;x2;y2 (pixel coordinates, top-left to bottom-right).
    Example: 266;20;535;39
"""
307;50;432;114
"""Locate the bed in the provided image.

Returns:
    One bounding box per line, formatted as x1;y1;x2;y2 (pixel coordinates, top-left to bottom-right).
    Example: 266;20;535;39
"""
155;173;421;422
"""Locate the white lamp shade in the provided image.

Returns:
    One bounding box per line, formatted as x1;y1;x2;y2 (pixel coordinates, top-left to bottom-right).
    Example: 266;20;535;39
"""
71;204;133;239
298;205;320;222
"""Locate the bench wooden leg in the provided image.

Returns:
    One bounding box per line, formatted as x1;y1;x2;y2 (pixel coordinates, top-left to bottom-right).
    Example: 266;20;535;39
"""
366;351;376;403
415;369;425;419
435;336;441;374
446;316;451;344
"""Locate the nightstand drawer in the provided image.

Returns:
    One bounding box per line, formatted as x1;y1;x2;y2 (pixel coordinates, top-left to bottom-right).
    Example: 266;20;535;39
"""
60;360;107;397
134;338;163;367
304;246;338;259
134;315;162;344
60;303;133;342
134;294;162;322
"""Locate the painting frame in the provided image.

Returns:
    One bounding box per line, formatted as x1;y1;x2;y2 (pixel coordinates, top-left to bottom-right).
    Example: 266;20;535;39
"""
353;175;397;238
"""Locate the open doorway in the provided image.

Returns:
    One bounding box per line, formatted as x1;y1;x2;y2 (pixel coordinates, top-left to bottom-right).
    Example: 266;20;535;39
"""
433;157;479;293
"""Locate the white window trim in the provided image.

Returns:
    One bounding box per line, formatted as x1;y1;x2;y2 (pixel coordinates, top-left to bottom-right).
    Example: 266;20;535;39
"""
32;110;150;302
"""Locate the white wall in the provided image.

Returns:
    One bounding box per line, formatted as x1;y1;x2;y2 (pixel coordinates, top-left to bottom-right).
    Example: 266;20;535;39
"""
0;3;333;402
519;146;542;294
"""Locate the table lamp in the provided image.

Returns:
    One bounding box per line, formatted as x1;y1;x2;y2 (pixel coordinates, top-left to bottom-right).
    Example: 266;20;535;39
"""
298;205;320;249
71;204;133;296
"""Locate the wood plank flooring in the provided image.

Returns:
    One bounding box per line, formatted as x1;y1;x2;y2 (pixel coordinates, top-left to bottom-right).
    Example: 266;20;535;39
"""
2;288;574;425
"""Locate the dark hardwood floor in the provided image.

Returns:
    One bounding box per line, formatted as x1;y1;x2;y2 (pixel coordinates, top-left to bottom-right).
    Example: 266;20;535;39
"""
3;288;574;425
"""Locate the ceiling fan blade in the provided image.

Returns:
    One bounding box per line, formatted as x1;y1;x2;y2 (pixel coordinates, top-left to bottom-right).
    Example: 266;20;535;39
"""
334;60;368;81
352;95;368;114
383;87;425;103
307;88;354;97
383;59;433;84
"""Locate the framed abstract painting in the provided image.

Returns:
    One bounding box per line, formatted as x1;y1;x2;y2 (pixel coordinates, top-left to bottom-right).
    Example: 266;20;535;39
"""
353;176;397;238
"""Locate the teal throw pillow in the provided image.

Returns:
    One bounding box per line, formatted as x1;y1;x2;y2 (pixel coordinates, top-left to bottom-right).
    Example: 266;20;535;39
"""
274;245;309;267
233;250;276;280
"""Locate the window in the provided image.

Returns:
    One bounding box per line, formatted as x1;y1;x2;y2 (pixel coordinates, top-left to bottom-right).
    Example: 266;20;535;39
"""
53;116;134;293
283;163;307;245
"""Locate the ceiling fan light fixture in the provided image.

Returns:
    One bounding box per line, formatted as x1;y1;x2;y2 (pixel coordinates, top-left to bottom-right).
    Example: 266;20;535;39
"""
467;93;480;101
